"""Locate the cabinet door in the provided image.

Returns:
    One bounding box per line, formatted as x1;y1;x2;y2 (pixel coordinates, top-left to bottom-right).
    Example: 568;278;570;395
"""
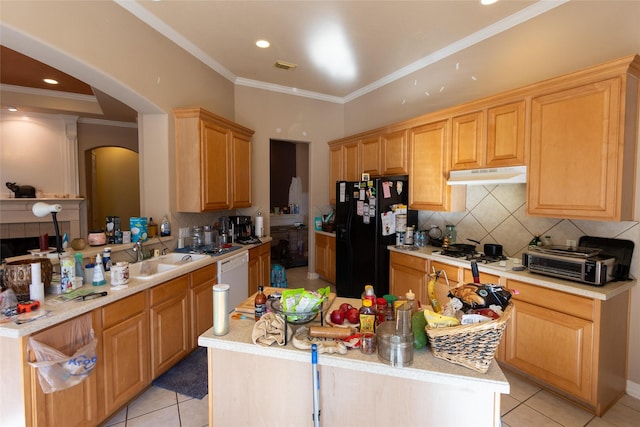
503;300;594;401
430;261;460;307
451;111;484;170
382;129;409;175
360;135;381;176
486;101;526;167
528;78;624;220
201;120;231;210
231;132;252;208
409;120;465;211
389;252;428;302
248;255;260;296
190;264;217;348
101;293;149;416
343;141;360;181
27;313;98;427
329;145;343;204
150;277;190;378
314;233;329;279
259;244;271;288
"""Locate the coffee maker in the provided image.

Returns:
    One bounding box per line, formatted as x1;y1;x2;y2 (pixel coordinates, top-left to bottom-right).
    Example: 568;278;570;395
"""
229;215;256;244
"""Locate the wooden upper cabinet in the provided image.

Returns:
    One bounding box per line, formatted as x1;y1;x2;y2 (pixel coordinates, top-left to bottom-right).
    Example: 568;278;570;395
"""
451;111;484;170
382;129;409;175
360;135;381;176
451;101;526;170
409;120;465;212
329;144;343;204
528;68;637;220
174;107;254;212
486;100;526;167
343;140;360;181
232;132;252;208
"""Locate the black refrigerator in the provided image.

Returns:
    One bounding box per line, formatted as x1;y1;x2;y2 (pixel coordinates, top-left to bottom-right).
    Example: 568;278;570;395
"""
335;176;417;298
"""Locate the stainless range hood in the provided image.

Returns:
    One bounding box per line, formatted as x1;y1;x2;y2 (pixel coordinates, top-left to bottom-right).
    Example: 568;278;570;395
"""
447;166;527;186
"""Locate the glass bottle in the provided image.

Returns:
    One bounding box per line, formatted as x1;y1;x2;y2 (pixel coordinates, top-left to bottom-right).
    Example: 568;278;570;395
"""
361;284;376;305
359;299;376;333
375;297;388;326
254;285;267;320
445;224;457;243
148;217;158;238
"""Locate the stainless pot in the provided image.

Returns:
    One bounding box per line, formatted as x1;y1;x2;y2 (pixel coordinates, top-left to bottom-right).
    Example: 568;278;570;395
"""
484;243;503;257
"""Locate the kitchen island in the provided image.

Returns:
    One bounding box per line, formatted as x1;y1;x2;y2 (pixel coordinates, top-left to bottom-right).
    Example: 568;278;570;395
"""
198;296;509;427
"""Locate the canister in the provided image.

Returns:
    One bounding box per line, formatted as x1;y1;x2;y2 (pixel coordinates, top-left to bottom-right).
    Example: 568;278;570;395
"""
404;226;414;245
395;213;407;232
110;262;130;286
213;284;230;335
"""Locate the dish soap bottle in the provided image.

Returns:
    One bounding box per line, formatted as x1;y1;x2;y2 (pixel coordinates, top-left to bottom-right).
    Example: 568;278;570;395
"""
92;253;107;286
160;214;171;237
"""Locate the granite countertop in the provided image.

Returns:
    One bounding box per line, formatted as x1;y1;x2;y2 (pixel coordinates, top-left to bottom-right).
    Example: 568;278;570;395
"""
387;245;637;301
0;239;272;338
198;296;510;394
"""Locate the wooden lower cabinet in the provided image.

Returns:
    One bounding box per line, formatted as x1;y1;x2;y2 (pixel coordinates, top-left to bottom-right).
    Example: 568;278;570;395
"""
150;275;191;378
26;313;98;427
315;233;336;284
190;263;217;349
249;242;271;295
99;292;149;418
389;251;428;303
500;280;630;415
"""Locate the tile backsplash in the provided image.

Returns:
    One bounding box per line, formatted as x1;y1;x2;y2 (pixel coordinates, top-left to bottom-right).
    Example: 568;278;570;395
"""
417;184;639;277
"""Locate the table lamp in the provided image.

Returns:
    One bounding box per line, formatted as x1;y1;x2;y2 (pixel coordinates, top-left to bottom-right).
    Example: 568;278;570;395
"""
32;202;63;253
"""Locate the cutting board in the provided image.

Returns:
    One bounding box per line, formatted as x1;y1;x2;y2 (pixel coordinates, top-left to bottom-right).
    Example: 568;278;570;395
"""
235;287;336;315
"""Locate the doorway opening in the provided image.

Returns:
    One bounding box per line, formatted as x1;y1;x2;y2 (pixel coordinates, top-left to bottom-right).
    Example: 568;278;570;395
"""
86;146;140;231
269;139;309;269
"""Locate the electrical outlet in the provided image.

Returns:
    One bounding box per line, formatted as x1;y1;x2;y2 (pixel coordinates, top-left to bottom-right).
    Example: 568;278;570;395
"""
567;239;576;248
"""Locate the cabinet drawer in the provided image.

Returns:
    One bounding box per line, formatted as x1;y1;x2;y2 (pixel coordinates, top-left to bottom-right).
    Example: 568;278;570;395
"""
430;261;459;284
506;280;594;320
150;276;190;306
102;292;147;329
191;263;217;288
390;252;428;271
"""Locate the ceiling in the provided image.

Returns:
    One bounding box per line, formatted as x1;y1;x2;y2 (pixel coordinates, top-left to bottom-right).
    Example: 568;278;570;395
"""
0;0;635;123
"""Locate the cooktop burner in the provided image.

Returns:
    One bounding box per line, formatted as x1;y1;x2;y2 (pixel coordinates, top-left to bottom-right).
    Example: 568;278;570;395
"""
437;250;508;264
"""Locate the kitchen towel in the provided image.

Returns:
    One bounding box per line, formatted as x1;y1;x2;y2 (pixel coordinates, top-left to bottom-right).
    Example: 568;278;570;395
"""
251;313;292;346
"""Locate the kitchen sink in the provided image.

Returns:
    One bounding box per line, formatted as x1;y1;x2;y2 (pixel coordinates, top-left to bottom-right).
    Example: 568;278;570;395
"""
129;253;210;280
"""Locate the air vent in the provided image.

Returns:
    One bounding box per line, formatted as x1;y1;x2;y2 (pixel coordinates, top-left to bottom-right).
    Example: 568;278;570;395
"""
274;60;297;70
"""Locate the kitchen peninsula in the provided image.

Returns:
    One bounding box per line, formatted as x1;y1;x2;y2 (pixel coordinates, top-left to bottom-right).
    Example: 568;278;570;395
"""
0;240;269;427
198;296;509;427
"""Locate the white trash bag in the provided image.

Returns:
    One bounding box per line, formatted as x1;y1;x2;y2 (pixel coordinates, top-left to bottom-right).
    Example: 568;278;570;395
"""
27;316;97;393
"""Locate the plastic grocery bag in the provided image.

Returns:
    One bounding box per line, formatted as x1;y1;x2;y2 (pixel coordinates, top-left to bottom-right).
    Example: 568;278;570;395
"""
27;315;98;393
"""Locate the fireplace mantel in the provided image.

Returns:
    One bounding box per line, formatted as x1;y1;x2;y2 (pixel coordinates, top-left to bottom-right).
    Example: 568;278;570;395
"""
0;198;84;240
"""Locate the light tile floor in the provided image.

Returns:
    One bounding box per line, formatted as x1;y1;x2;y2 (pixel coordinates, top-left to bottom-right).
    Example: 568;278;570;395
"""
102;267;640;427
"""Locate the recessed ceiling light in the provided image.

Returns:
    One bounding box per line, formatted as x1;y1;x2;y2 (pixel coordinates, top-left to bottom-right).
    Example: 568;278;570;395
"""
256;40;270;48
43;78;59;85
481;0;499;5
8;107;18;112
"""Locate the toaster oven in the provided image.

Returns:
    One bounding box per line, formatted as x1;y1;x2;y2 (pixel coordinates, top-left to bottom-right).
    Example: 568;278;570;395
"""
522;246;616;286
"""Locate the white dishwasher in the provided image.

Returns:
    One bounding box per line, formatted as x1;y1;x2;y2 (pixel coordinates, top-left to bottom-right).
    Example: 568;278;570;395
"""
217;250;249;312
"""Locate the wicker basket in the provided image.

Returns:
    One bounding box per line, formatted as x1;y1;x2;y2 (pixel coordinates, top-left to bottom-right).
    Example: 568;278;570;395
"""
426;303;513;373
2;258;54;301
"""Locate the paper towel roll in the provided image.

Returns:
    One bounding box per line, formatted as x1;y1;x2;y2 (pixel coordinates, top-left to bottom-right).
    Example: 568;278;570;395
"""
30;282;44;303
254;215;264;237
31;262;41;287
213;284;230;335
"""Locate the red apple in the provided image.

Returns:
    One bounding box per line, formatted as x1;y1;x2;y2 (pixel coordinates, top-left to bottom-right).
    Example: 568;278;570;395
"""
330;309;345;325
339;303;352;313
346;307;359;324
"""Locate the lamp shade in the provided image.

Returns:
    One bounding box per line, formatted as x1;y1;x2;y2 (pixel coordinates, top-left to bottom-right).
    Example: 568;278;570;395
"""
32;202;62;218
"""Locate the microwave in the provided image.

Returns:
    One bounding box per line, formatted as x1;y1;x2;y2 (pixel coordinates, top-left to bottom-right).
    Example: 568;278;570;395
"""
522;248;616;286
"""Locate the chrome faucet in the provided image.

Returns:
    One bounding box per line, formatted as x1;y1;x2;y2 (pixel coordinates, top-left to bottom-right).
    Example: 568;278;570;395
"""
133;241;144;262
